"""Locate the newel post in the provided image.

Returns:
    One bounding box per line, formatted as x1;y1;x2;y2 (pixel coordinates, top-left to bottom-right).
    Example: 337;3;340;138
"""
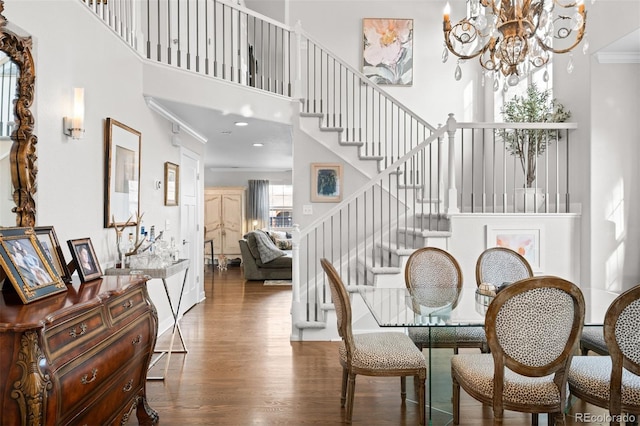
446;113;460;214
290;224;302;340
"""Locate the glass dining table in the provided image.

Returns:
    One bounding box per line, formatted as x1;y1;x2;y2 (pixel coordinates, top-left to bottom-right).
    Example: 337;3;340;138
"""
358;285;621;425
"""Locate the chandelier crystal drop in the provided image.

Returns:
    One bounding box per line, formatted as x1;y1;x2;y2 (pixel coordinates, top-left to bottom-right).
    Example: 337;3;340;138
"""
443;0;587;83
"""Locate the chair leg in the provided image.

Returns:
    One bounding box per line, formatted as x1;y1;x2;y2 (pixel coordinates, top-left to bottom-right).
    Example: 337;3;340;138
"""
580;345;589;356
346;372;356;423
452;375;460;425
400;376;407;402
340;367;348;407
418;374;426;425
532;413;539;426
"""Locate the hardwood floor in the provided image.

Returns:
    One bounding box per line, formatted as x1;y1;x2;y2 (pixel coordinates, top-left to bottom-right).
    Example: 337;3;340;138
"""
136;265;608;425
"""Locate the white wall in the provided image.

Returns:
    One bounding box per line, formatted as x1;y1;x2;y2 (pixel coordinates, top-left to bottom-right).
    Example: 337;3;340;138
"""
590;61;640;291
5;0;206;333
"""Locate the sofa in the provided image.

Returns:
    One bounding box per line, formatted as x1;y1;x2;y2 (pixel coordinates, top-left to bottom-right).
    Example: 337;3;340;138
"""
239;230;292;280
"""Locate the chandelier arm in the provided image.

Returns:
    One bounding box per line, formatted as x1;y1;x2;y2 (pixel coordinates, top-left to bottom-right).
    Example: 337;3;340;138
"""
443;35;488;61
535;13;587;54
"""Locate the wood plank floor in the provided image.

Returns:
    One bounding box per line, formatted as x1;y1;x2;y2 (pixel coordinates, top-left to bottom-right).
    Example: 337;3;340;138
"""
136;265;608;425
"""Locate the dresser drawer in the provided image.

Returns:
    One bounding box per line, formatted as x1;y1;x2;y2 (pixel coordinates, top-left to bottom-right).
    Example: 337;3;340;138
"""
107;287;149;324
57;314;153;417
62;353;148;426
44;306;108;366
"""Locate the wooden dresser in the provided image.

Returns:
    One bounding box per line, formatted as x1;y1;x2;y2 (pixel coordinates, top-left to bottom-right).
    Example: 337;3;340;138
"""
0;275;159;425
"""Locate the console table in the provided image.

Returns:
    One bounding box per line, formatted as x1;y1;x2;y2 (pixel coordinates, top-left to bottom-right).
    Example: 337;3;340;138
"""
105;258;190;380
0;275;158;425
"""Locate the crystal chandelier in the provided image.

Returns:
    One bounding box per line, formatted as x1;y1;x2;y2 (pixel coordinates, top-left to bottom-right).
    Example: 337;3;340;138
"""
442;0;587;86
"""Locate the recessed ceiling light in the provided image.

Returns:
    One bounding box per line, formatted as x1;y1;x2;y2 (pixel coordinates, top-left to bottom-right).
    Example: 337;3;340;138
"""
235;121;249;127
252;143;264;147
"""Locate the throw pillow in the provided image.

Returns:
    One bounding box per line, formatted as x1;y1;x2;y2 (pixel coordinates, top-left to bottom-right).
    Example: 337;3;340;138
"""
253;230;287;263
267;230;288;244
274;238;292;250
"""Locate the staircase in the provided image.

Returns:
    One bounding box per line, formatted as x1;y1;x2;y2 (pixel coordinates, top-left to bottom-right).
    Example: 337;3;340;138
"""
80;0;576;341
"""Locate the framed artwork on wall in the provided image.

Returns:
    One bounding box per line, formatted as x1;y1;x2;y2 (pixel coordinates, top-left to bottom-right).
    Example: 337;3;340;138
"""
311;163;343;203
104;117;141;228
164;162;179;206
34;226;72;284
68;238;103;283
362;18;414;86
0;227;66;304
486;225;545;273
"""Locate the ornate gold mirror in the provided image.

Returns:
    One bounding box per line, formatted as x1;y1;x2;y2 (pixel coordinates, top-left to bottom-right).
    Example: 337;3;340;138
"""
0;1;36;226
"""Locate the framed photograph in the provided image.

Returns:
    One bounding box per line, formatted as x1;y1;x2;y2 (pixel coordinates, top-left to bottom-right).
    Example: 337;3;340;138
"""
67;238;103;283
362;18;414;86
486;225;545;273
0;227;66;304
311;163;343;203
104;117;141;228
34;226;72;284
164;162;179;206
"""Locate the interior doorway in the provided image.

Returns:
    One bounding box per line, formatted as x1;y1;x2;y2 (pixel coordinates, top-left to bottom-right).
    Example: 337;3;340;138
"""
179;147;203;312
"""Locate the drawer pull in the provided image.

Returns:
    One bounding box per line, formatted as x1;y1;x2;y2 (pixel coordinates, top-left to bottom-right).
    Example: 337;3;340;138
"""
132;335;142;345
69;323;88;338
81;368;98;384
123;379;134;393
122;299;135;309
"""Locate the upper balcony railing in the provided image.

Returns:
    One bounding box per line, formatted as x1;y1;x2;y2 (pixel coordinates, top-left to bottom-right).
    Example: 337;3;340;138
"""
81;0;436;167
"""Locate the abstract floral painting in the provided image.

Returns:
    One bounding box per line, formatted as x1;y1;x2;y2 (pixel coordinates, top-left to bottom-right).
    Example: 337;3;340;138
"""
487;225;544;272
362;18;413;86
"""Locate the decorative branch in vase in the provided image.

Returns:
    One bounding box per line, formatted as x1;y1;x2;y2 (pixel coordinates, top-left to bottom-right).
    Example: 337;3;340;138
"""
500;84;571;189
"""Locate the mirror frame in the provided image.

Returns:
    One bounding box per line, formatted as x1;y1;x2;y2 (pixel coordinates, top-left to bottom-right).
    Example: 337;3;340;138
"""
1;2;37;226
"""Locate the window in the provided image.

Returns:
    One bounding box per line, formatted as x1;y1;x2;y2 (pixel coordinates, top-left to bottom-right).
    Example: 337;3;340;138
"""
494;64;553;121
269;184;293;228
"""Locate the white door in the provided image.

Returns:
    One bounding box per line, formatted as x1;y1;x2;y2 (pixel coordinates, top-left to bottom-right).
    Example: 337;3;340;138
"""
180;148;202;312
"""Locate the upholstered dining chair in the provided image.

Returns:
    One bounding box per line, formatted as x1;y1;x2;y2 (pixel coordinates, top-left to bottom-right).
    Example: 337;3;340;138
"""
405;247;488;353
475;247;533;288
568;285;640;425
579;326;608;355
451;276;585;425
320;258;427;424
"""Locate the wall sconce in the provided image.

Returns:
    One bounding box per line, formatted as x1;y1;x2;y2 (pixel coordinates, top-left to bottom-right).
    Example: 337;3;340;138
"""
252;220;258;230
63;88;85;139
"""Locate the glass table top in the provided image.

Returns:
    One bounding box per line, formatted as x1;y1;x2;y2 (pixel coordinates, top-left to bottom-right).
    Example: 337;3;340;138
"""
358;286;621;328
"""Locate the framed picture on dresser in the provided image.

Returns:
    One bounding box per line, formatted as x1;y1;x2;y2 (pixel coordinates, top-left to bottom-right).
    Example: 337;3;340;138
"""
0;227;66;304
35;226;72;284
68;238;103;283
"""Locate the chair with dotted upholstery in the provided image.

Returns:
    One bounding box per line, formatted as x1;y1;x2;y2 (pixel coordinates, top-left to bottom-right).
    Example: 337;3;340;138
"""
406;247;488;353
320;258;427;424
475;247;533;289
451;276;585;425
568;285;640;425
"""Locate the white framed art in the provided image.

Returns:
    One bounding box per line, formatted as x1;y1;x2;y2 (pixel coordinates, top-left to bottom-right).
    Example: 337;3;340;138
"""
486;225;544;273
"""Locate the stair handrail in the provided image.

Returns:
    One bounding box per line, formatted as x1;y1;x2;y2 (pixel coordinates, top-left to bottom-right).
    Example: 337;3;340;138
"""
295;125;448;242
293;24;437;134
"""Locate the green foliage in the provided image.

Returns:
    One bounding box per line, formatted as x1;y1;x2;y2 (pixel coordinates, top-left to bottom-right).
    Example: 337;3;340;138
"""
501;84;571;187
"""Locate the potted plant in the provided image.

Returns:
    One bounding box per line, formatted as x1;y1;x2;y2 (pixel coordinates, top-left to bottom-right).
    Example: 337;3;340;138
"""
500;84;571;210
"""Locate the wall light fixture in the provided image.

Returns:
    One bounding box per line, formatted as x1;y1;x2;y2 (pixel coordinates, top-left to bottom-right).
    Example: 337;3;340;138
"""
63;88;85;139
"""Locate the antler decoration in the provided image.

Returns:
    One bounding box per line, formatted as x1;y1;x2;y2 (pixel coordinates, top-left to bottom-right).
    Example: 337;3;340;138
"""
112;212;147;257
